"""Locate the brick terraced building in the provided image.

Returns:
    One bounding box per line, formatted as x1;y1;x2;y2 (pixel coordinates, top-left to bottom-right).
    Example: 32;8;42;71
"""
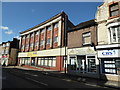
18;12;74;71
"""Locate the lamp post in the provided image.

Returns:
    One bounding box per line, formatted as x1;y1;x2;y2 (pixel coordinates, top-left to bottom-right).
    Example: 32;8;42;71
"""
64;14;67;75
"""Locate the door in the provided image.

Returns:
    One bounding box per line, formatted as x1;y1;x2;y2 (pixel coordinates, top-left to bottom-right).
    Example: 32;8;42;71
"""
31;57;35;66
77;56;86;73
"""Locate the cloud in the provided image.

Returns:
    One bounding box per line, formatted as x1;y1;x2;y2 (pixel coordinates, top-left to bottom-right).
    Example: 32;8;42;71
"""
0;26;9;30
5;30;13;35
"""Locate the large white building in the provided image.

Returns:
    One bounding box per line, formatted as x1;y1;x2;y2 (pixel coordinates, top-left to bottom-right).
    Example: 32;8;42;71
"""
96;0;120;81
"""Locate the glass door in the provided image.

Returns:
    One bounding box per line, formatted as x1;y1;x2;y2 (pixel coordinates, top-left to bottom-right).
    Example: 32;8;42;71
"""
77;56;86;73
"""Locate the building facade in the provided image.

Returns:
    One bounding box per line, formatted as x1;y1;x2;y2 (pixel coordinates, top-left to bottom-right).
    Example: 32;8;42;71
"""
67;19;99;78
18;12;74;71
0;38;19;66
96;0;120;81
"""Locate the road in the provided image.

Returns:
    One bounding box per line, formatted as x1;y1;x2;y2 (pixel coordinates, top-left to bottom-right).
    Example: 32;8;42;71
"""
2;68;115;89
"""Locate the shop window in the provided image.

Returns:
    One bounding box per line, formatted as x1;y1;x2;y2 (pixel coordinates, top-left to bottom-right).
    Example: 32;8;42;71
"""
69;57;76;70
82;32;91;45
109;26;120;43
52;57;56;67
101;59;117;74
109;3;120;17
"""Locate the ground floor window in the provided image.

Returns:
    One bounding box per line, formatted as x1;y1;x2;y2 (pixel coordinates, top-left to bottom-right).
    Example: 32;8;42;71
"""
37;57;56;67
69;55;97;73
20;58;30;65
101;58;120;74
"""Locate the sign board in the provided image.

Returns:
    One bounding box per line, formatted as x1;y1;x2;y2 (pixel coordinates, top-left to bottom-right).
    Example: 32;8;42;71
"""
27;51;38;57
98;49;120;58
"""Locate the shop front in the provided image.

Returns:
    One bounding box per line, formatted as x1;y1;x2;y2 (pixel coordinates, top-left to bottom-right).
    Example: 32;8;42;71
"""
97;49;120;81
67;47;99;78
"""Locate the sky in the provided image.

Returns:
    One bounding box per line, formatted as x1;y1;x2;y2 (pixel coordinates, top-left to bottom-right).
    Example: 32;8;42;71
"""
1;2;102;43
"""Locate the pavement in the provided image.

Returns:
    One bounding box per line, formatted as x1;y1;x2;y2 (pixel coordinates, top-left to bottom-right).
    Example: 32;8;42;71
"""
3;66;120;89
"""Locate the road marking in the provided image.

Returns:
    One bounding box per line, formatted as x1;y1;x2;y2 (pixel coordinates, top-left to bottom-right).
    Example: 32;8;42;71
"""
62;79;71;82
26;77;48;86
24;73;38;77
85;83;99;87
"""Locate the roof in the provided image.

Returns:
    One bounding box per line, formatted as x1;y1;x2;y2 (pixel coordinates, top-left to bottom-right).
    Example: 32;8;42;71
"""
67;19;97;32
20;11;68;34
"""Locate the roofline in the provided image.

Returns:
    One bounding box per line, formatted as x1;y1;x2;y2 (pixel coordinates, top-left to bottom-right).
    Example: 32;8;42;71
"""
20;11;67;34
67;19;97;33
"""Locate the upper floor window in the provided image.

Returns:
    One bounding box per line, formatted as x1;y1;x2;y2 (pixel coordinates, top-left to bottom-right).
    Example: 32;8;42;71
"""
54;36;58;43
47;26;52;31
109;26;120;43
6;43;10;47
41;28;45;33
31;33;34;37
36;31;39;35
109;3;120;17
40;40;44;46
2;44;5;47
47;38;51;44
82;32;91;45
54;22;58;28
26;35;29;39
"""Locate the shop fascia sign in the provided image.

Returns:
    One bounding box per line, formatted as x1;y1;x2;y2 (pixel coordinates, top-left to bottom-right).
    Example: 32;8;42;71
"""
27;51;38;57
98;49;119;58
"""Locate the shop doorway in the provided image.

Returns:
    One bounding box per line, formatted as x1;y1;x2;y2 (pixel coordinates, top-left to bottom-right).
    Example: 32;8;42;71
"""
77;55;86;73
31;57;35;66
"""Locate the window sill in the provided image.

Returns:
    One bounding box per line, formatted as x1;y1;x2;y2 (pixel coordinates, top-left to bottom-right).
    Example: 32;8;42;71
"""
108;14;120;19
82;43;91;46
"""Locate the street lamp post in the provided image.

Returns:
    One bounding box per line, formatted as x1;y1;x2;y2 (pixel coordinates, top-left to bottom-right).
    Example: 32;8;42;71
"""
64;14;67;75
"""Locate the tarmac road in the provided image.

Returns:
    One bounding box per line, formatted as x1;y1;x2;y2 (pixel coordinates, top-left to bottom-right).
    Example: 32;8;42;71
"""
2;68;115;89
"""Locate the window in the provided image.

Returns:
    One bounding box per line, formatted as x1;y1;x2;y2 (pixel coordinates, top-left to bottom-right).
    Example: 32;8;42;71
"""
54;36;58;43
82;32;91;45
101;58;117;74
6;43;10;47
47;38;50;44
54;22;58;28
25;44;29;49
69;57;76;70
40;40;44;46
35;42;38;46
2;44;5;47
30;43;33;47
41;28;45;33
109;3;120;17
109;26;120;43
47;26;51;31
21;45;24;50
